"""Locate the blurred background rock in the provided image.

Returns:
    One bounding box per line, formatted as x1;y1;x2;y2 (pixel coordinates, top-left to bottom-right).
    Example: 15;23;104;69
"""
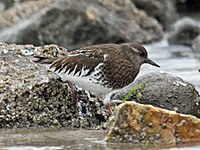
0;0;164;50
0;0;199;50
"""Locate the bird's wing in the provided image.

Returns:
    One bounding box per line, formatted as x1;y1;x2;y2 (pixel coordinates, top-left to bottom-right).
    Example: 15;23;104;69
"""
48;49;105;77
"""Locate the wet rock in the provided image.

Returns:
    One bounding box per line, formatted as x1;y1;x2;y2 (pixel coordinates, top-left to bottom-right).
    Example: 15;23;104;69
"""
106;102;200;145
0;0;163;50
0;43;108;128
112;72;200;118
192;35;200;59
168;18;200;46
132;0;177;30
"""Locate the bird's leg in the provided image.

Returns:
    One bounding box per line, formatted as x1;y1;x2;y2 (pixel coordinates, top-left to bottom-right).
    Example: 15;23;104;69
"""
66;80;78;107
103;89;126;115
103;90;122;115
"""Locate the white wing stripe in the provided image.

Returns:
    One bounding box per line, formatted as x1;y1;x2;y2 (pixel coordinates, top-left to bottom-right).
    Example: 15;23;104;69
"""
69;65;77;76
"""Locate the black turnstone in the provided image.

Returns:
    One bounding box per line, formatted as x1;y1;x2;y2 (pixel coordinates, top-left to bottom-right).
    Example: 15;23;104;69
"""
34;43;160;104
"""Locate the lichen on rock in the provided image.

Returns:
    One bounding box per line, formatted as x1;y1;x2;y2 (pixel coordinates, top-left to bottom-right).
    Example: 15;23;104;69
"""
106;101;200;145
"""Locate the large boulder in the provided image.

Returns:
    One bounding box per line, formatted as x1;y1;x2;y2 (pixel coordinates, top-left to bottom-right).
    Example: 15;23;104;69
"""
106;102;200;144
168;18;200;46
0;0;163;50
132;0;177;30
0;43;108;128
112;72;200;118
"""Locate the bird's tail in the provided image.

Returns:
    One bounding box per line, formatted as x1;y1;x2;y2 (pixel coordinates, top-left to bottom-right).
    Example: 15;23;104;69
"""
33;56;57;64
32;56;59;70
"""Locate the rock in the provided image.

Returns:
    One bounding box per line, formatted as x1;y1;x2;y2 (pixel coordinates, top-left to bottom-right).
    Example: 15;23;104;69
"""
132;0;177;30
0;43;108;128
0;0;163;50
0;0;14;12
168;18;200;46
0;0;37;13
112;72;200;118
192;35;200;59
176;0;200;13
106;102;200;145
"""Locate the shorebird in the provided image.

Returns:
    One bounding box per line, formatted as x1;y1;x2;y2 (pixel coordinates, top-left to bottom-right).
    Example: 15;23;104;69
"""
34;43;160;105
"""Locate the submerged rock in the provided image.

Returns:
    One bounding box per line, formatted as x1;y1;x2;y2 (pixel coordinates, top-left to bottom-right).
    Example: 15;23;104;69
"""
112;72;200;118
168;18;200;46
0;43;108;128
0;0;163;50
106;101;200;145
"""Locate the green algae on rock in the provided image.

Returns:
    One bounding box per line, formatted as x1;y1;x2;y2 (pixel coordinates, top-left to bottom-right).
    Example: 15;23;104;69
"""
112;72;200;118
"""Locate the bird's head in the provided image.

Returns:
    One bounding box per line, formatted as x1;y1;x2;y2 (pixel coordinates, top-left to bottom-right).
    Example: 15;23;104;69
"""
121;43;160;68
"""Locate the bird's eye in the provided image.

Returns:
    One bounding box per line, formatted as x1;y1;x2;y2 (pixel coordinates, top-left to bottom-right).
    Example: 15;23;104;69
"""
140;52;144;56
140;51;147;57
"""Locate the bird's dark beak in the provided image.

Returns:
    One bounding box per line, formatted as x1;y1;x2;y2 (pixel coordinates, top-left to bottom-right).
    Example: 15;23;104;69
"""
145;59;160;67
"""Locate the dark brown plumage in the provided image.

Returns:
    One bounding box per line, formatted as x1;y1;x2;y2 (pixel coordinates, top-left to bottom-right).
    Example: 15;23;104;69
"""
34;43;160;104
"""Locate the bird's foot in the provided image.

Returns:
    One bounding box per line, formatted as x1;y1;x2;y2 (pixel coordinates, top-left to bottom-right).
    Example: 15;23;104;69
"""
105;100;124;116
105;103;114;116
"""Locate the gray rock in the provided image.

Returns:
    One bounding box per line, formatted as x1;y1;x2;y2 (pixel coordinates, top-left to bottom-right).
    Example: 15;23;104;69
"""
112;72;200;118
176;0;200;13
192;35;200;59
0;0;14;12
0;43;108;128
168;18;200;46
0;0;37;13
0;0;163;50
132;0;177;30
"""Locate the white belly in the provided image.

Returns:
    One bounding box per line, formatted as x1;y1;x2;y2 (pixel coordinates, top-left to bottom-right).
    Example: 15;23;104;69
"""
57;72;113;96
43;63;113;97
